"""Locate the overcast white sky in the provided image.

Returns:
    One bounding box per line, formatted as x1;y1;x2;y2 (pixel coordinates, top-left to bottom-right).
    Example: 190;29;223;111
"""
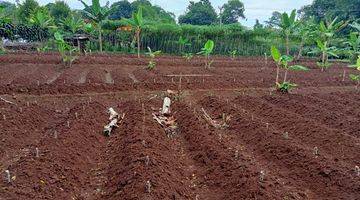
33;0;313;27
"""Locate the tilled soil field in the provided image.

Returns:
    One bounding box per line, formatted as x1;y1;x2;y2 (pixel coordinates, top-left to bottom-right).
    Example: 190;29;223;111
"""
0;52;359;200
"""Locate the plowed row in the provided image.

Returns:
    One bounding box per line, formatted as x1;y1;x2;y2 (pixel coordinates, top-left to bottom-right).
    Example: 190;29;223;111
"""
0;53;359;199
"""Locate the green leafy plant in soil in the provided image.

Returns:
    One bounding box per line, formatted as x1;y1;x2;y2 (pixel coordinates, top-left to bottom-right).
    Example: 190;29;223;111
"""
54;32;78;68
309;17;347;71
229;50;237;60
123;7;144;58
182;53;193;61
197;39;215;69
271;45;309;93
348;56;360;89
146;47;161;70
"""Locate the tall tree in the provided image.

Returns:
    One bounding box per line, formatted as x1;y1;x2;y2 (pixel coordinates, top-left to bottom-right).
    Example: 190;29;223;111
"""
178;0;217;25
109;0;133;20
300;0;360;22
265;11;282;28
79;0;111;52
220;0;245;24
253;19;264;30
46;1;71;25
131;0;175;23
18;0;39;24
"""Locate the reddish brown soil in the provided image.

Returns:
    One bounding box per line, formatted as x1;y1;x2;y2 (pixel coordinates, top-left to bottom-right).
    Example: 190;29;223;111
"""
0;52;359;200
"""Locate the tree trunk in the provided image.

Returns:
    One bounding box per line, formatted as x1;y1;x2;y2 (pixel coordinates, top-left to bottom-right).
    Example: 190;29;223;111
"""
296;39;304;61
286;34;290;55
99;27;103;52
283;70;288;82
275;65;280;86
137;28;141;58
321;51;326;72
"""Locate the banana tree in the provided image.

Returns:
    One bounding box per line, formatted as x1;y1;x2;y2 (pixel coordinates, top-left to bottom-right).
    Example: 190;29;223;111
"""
280;9;298;55
271;46;309;93
348;56;360;89
54;32;78;67
29;10;55;42
60;15;85;36
197;40;215;69
0;5;11;53
60;15;86;51
79;0;111;52
345;30;360;64
178;36;191;54
311;17;347;71
309;40;339;71
124;7;144;58
146;47;161;70
295;18;317;60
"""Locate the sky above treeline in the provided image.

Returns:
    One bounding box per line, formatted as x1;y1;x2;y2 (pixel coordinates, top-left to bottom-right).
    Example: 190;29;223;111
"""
34;0;313;27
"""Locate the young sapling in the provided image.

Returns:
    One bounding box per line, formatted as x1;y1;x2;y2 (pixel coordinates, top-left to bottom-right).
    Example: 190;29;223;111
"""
348;56;360;89
182;53;193;61
146;47;161;70
271;46;309;93
54;32;78;68
197;40;215;69
229;50;237;60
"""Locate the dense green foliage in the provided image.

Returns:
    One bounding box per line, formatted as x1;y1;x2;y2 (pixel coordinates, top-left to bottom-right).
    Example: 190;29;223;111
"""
0;0;358;61
178;0;218;25
300;0;360;22
220;0;245;25
46;1;71;25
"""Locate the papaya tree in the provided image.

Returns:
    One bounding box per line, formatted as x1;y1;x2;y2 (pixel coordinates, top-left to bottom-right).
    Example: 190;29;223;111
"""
271;46;309;93
79;0;111;52
197;40;215;69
